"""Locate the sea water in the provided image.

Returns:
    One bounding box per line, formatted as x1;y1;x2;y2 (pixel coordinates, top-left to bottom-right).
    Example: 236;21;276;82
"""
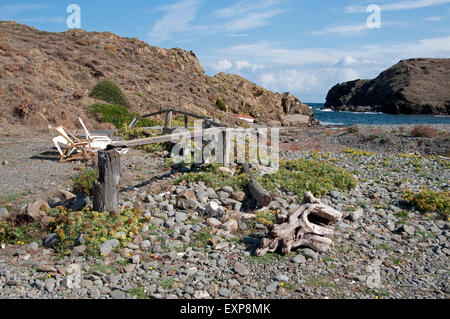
309;103;450;127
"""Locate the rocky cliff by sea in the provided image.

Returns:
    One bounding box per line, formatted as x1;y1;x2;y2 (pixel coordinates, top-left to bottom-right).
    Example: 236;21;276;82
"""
325;58;450;115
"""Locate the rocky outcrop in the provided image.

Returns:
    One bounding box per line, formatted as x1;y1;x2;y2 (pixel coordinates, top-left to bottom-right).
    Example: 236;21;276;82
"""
325;58;450;115
0;22;317;132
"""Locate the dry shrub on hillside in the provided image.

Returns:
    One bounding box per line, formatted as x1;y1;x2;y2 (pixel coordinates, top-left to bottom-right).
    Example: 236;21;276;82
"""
411;125;439;138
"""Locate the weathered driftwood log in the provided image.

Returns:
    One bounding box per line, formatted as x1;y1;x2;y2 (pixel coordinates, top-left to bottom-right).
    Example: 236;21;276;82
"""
241;163;272;207
255;192;342;256
93;150;121;216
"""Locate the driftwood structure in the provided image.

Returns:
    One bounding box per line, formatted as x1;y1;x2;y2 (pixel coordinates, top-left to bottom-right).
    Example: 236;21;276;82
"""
93;108;275;214
255;192;342;256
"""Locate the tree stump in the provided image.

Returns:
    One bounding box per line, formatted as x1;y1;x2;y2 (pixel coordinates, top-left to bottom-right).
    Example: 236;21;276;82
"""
93;150;121;215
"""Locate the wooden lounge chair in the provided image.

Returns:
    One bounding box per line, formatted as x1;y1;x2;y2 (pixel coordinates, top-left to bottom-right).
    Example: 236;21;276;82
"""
53;126;95;163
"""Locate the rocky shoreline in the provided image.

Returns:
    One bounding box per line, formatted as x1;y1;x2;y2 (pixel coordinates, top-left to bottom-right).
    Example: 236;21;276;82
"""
0;125;449;299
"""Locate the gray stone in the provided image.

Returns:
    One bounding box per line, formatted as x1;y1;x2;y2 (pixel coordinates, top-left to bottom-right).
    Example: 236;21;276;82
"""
274;274;289;282
45;278;56;293
71;245;86;257
291;254;306;264
110;289;126;299
26;242;39;252
43;233;59;248
233;261;249;277
219;287;231;297
401;225;415;236
222;186;234;193
217;191;230;199
99;239;120;256
140;240;151;249
300;248;318;261
207;218;222;228
196;189;208;204
175;212;188;223
265;282;278;293
164;218;176;228
34;280;45;290
89;287;101;298
150;217;164;226
206;188;218;199
350;208;364;222
0;207;9;219
71;195;90;212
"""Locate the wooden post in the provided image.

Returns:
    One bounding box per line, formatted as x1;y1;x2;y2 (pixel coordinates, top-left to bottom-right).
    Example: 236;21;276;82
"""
93;150;121;215
184;114;188;129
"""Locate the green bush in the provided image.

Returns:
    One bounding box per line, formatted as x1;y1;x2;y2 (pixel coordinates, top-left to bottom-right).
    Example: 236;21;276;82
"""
260;159;356;199
216;98;227;112
73;168;99;196
89;80;131;108
404;189;449;220
90;103;161;128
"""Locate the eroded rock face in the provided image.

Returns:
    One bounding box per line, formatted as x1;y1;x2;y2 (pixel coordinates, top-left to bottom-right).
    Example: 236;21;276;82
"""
325;58;450;115
0;22;318;131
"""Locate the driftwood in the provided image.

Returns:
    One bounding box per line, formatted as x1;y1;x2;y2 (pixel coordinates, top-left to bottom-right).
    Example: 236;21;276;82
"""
93;150;121;215
241;163;272;207
255;192;342;256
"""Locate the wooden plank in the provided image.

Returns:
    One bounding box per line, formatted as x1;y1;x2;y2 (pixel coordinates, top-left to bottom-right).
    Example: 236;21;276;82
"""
110;127;225;149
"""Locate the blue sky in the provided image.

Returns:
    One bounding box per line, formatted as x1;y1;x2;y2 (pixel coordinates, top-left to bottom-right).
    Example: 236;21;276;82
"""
1;0;450;102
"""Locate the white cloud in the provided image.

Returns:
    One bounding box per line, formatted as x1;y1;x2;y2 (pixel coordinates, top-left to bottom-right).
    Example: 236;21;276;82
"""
0;4;50;16
335;56;359;67
424;16;445;21
346;0;450;13
211;59;233;72
311;24;367;36
235;60;265;71
214;0;281;18
148;0;285;43
259;69;321;93
210;60;264;73
339;68;360;82
210;35;450;100
148;0;201;44
224;9;285;32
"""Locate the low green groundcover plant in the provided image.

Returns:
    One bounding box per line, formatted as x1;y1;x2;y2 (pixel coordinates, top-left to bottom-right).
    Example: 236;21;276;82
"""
176;163;250;192
72;168;99;196
89;80;131;108
404;189;449;220
259;159;356;199
0;220;43;245
46;207;148;257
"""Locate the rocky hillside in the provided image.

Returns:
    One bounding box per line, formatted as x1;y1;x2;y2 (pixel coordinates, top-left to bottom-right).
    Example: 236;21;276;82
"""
325;58;450;115
0;21;316;133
